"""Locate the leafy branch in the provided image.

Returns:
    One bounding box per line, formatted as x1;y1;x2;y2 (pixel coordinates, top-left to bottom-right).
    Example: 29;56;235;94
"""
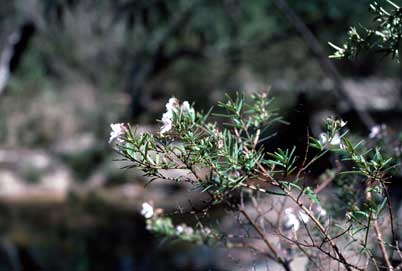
111;93;397;270
330;0;402;60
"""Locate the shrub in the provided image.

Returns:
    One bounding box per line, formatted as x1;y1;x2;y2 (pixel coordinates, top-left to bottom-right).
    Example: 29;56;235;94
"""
110;93;398;271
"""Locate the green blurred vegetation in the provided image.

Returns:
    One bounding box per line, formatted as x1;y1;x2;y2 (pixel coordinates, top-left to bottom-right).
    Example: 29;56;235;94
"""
0;1;402;270
1;0;391;113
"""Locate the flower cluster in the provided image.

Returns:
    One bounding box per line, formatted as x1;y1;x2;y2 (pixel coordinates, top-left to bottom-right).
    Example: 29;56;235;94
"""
140;202;219;245
319;132;342;147
160;97;195;135
108;123;128;143
312;117;347;150
160;98;179;134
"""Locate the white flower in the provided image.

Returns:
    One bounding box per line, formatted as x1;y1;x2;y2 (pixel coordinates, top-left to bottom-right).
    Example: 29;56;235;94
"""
319;132;344;148
369;124;386;139
160;97;180;135
297;210;310;224
160;111;173;134
314;205;327;219
319;133;328;145
160;97;196;135
180;101;194;115
340;120;347;128
176;224;196;236
283;208;300;232
176;225;185;234
141;202;154;219
166;97;180;112
181;101;190;111
369;126;381;139
330;133;341;145
283;208;314;233
109;123;127;143
201;227;212;235
217;139;224;149
160;122;172;134
175;224;194;235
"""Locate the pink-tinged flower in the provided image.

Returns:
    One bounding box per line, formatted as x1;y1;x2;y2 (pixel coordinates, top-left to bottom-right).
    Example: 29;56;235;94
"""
141;202;154;219
160;98;179;135
369;124;386;139
109;123;127;143
180;101;194;115
369;126;381;139
339;142;346;150
166;97;179;112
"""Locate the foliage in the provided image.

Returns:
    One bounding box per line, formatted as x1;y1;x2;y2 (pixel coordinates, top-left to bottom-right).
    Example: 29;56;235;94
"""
330;0;402;60
142;203;219;246
111;93;398;270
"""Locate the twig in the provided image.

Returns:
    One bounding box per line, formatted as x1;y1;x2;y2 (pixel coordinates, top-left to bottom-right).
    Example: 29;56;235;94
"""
282;190;360;271
240;207;292;271
366;178;394;270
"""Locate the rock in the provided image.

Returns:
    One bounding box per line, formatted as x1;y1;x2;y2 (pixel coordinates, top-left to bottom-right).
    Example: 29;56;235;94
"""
343;78;401;111
0;149;51;171
53;133;96;155
0;149;73;201
39;168;71;196
0;171;27;198
269;77;401;111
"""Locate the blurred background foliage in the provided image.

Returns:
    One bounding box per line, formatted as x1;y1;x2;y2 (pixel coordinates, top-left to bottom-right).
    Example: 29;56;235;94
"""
0;0;402;270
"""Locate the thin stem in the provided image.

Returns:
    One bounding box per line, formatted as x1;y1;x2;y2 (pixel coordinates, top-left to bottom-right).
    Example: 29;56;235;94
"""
373;220;393;270
237;124;356;270
240;207;292;271
283;190;360;271
366;179;394;270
